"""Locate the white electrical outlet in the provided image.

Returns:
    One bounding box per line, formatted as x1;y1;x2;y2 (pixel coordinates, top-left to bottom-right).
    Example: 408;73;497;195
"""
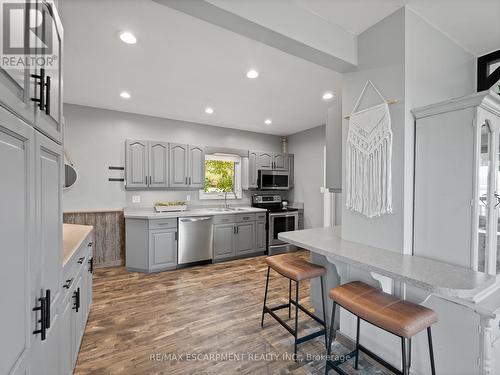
132;195;141;203
186;194;191;202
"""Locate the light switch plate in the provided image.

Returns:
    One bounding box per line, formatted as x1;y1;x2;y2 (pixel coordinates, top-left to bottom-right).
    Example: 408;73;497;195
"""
132;195;141;203
186;194;191;202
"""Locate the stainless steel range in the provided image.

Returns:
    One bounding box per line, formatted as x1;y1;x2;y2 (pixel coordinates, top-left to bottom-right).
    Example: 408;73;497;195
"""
252;194;298;255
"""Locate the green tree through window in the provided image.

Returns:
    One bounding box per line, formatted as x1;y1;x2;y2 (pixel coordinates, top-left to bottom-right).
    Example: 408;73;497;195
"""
204;160;235;193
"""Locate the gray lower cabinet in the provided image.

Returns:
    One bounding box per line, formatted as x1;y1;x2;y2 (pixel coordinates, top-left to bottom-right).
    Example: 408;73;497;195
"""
149;228;178;271
126;218;178;272
235;222;255;255
213;224;236;259
256;220;266;251
59;230;93;375
213;213;265;261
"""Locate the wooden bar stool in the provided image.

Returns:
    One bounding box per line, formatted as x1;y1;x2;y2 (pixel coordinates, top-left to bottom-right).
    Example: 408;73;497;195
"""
261;254;328;358
326;281;438;375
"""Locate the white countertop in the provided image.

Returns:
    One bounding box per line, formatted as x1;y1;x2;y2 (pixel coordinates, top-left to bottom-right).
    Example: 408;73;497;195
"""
63;224;93;267
124;206;267;219
279;227;497;301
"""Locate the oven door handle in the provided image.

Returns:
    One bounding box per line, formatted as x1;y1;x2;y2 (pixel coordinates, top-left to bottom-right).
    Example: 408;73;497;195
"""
269;213;298;218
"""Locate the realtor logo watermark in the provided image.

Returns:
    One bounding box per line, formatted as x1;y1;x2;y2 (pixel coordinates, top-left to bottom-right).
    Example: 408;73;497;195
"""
1;1;57;69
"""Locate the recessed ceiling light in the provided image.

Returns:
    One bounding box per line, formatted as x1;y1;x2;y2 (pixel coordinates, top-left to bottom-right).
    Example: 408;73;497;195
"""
264;119;272;125
119;31;137;44
246;69;259;79
322;91;334;101
120;91;131;99
205;107;214;114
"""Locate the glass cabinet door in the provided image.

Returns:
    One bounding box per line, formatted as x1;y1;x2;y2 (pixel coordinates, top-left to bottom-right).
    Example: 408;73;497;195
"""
477;123;491;272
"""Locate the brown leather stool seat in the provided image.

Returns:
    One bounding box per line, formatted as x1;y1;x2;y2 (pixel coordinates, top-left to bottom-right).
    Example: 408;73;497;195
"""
265;253;327;281
329;281;437;338
326;281;437;375
261;254;328;359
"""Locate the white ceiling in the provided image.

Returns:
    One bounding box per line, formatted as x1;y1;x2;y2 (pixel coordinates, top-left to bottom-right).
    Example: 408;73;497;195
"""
59;0;342;136
60;0;499;137
295;0;500;56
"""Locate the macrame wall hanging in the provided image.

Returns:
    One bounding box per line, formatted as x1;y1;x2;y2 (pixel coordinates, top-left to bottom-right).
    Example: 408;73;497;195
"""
345;80;394;218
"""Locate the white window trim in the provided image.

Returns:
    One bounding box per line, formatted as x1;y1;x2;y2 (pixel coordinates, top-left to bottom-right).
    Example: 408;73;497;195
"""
199;153;243;200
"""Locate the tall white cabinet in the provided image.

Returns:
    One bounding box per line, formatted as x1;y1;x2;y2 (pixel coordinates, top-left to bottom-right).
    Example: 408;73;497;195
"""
413;91;500;276
0;1;68;374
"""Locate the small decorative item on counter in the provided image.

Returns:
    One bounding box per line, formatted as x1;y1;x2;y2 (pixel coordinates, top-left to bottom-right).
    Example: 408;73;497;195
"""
154;201;187;212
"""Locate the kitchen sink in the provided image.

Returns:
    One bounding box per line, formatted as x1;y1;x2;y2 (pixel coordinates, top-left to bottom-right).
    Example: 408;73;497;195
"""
208;207;249;212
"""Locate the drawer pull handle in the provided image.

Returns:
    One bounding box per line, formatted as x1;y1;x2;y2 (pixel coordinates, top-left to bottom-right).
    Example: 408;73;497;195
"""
63;278;73;289
77;257;85;264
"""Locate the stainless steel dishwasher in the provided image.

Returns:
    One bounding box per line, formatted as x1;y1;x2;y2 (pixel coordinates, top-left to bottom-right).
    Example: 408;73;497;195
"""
178;216;214;265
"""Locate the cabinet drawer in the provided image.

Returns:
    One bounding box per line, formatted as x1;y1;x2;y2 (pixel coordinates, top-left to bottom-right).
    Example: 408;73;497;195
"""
235;213;256;223
213;215;236;224
256;212;266;220
148;218;177;230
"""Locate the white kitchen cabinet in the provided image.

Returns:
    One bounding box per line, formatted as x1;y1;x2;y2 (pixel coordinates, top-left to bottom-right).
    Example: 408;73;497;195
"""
413;91;500;275
0;107;35;375
126;218;178;272
33;0;64;144
0;0;36;125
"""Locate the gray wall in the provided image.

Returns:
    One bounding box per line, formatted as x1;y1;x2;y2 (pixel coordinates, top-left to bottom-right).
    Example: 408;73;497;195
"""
340;8;474;253
63;104;281;211
341;8;406;252
288;125;326;229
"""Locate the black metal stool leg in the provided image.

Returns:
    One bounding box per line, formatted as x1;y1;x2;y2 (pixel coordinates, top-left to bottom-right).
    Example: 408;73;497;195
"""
261;266;270;327
320;276;328;348
428;327;436;375
288;279;292;318
294;280;300;360
401;338;407;375
327;302;336;356
354;316;360;369
408;338;412;371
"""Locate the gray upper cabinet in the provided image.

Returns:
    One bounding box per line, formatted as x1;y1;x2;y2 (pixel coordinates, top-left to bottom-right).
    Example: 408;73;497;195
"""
169;143;189;187
235;222;255;255
248;151;258;188
0;108;35;375
33;0;64;144
0;2;36;126
149;141;169;188
125;140;149;189
257;152;273;169
188;145;205;188
273;153;288;171
288;154;294;188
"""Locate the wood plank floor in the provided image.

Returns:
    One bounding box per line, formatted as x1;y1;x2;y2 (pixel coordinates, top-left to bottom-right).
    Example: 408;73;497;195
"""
75;251;390;375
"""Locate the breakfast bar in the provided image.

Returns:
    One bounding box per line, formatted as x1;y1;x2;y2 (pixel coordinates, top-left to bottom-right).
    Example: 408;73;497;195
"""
279;227;500;375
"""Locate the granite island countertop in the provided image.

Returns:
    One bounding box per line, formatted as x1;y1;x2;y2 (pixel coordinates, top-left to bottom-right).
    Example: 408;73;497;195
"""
124;206;267;219
279;227;498;301
63;224;94;267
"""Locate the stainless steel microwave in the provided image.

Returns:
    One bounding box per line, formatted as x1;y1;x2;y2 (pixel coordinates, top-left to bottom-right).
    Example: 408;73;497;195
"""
258;170;290;190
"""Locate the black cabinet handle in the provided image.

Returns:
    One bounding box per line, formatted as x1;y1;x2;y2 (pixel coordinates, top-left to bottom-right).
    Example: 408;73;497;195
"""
77;257;85;264
88;257;93;274
45;289;51;329
88;242;93;247
63;278;73;289
44;75;51;115
73;287;80;312
31;68;45;111
32;292;47;341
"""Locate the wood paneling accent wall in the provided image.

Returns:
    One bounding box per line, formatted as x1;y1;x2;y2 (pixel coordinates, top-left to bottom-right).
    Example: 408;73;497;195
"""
63;210;125;268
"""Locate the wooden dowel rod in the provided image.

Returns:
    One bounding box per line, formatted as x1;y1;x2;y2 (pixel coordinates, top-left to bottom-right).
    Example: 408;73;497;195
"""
344;99;399;119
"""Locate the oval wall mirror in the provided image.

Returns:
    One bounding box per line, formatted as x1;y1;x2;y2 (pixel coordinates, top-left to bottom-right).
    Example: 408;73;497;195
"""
64;163;78;189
